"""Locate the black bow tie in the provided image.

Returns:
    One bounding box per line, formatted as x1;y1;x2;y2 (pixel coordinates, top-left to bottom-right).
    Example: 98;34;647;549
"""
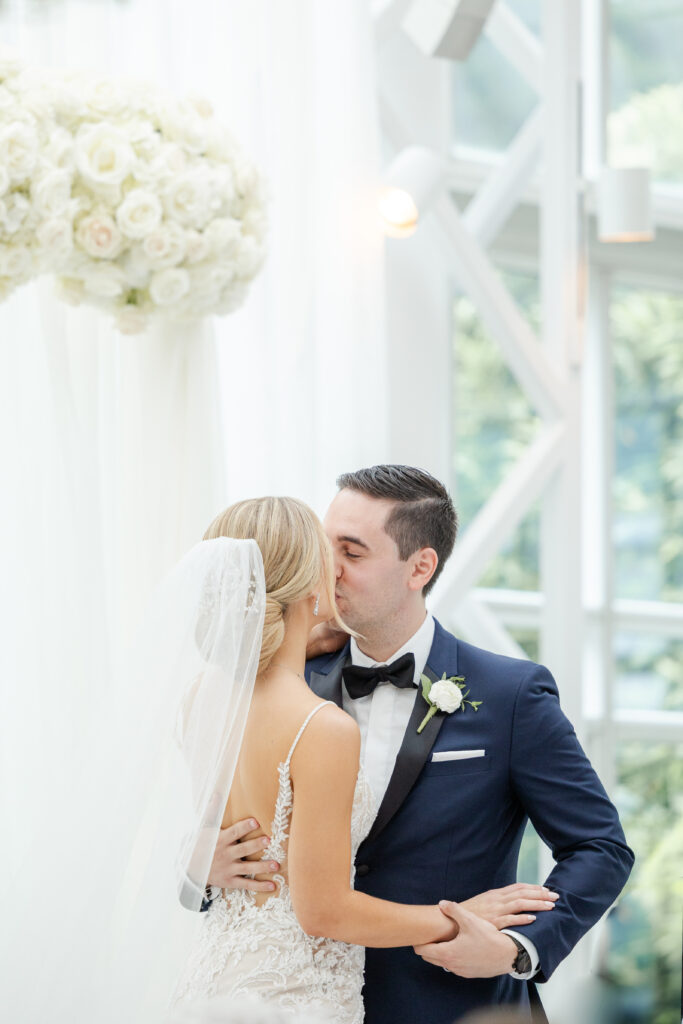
342;652;416;700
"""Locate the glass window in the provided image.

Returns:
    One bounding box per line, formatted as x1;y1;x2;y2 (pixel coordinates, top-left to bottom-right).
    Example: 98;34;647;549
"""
452;0;539;154
609;0;683;186
612;284;683;604
602;740;683;1024
452;268;540;589
615;633;683;712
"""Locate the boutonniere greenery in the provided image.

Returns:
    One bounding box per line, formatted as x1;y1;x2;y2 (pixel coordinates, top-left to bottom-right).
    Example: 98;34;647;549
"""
417;673;482;734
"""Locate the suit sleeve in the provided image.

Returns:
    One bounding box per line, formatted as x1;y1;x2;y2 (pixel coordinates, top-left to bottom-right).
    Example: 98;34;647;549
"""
508;664;634;982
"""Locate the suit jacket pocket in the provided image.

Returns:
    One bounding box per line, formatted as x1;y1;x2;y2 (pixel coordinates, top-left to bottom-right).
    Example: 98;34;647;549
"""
422;753;492;777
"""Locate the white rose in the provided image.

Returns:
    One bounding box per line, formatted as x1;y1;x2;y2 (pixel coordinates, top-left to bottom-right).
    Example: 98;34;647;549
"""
116;188;162;239
0;163;9;196
15;82;54;122
82;264;126;298
206;166;235;211
139;221;186;269
428;680;463;714
190;264;235;300
1;192;31;234
55;276;85;306
188;94;214;120
149;267;190;306
236;235;265;279
0;243;32;280
31;169;72;218
75;122;135;187
45;127;75;171
159;100;208;154
0;121;39;182
163;171;210;227
120;249;151;288
0;84;16;112
114;304;148;335
0;51;23;80
85;78;128;118
184;229;210;264
204;217;241;256
75;211;123;259
36;218;73;259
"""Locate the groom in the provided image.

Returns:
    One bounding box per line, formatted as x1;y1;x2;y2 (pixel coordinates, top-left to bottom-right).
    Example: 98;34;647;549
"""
205;465;633;1023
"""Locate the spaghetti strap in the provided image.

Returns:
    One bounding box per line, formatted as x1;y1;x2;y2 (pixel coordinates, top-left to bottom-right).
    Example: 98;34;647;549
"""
284;701;335;767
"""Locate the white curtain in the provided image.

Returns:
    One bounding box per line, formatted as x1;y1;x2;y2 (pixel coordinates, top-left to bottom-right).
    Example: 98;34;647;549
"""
1;2;386;1019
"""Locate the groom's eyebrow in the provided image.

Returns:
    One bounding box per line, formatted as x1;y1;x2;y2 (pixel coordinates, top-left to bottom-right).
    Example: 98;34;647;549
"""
339;534;370;551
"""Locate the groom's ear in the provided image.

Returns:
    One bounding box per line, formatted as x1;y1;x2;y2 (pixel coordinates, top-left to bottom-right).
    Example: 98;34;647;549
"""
408;547;438;593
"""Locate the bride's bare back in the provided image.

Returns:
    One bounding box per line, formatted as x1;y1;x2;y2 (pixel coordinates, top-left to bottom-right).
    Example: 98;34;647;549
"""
221;671;327;906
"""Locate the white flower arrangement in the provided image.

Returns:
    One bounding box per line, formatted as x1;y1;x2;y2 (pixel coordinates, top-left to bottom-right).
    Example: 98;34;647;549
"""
0;55;267;333
417;673;482;734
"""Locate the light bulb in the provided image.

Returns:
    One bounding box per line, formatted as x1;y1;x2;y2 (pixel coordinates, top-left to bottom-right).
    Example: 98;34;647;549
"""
378;186;419;238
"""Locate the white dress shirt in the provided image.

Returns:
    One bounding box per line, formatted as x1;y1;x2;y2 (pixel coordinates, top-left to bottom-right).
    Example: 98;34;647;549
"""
342;613;539;981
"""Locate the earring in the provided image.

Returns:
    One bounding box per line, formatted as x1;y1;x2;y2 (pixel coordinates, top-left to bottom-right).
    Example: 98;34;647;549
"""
313;593;320;616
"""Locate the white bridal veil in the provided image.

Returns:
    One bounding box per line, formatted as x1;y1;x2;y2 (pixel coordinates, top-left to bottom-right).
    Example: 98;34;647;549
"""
3;537;265;1024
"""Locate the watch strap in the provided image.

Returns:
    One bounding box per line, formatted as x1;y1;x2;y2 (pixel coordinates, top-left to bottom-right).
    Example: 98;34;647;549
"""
508;934;532;975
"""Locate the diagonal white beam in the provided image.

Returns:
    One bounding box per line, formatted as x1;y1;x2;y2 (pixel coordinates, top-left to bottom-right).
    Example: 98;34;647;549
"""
373;0;415;46
484;2;543;93
450;593;530;659
431;421;566;613
434;192;566;420
379;89;413;152
462;104;543;248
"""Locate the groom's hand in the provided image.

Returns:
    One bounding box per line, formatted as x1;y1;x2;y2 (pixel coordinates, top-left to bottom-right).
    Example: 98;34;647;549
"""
414;901;518;978
206;818;279;893
306;621;349;660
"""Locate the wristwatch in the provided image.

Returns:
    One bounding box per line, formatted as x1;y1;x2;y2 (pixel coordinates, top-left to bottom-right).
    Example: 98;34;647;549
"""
508;935;532;975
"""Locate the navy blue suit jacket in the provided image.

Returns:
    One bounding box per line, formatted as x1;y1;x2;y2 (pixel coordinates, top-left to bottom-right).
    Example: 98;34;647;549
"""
306;619;634;1024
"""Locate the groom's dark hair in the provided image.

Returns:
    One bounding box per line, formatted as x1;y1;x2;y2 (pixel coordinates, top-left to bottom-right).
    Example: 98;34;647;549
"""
336;465;457;595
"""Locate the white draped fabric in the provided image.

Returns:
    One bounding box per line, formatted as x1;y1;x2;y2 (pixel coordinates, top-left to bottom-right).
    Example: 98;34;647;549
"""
1;2;386;1021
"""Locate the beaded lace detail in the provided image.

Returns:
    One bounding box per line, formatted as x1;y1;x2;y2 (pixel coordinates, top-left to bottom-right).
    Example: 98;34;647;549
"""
172;702;376;1024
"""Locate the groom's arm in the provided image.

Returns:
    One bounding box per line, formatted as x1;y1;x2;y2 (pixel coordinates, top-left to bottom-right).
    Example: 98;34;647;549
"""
507;664;634;981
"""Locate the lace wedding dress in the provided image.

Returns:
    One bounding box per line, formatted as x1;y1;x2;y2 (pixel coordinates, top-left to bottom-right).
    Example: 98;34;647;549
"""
172;702;376;1024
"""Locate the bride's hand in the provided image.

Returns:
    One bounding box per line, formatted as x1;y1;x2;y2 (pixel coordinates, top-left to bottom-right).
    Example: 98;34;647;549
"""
460;883;559;929
206;818;280;893
306;621;349;660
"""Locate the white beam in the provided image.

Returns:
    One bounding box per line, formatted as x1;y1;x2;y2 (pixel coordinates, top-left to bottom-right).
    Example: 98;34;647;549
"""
431;422;566;613
463;104;543;248
610;710;683;743
581;0;608;180
434;192;566;421
450;594;530;659
475;588;683;638
484;1;543;94
373;0;415;47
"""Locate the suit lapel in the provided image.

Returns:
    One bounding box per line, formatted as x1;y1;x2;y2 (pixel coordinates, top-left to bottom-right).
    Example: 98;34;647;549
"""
307;647;349;709
363;621;459;845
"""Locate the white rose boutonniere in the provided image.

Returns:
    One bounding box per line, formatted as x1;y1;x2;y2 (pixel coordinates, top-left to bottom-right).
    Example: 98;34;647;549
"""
417;673;482;734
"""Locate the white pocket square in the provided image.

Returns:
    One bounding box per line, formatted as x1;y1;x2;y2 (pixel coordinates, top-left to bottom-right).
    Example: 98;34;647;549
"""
431;749;486;762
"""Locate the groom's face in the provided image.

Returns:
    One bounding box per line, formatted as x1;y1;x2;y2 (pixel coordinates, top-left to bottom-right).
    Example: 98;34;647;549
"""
323;488;415;632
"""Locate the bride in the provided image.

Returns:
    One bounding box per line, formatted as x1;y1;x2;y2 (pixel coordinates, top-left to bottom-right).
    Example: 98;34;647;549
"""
167;496;551;1023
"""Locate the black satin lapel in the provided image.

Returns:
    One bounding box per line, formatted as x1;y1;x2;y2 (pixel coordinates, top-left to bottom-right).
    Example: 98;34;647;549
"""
363;665;446;845
307;656;347;709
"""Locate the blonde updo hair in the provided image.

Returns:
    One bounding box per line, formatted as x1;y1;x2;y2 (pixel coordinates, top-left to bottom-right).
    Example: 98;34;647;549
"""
203;496;349;674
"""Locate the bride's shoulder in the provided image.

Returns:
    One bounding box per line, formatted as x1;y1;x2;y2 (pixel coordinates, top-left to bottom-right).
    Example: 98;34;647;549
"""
290;701;360;771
